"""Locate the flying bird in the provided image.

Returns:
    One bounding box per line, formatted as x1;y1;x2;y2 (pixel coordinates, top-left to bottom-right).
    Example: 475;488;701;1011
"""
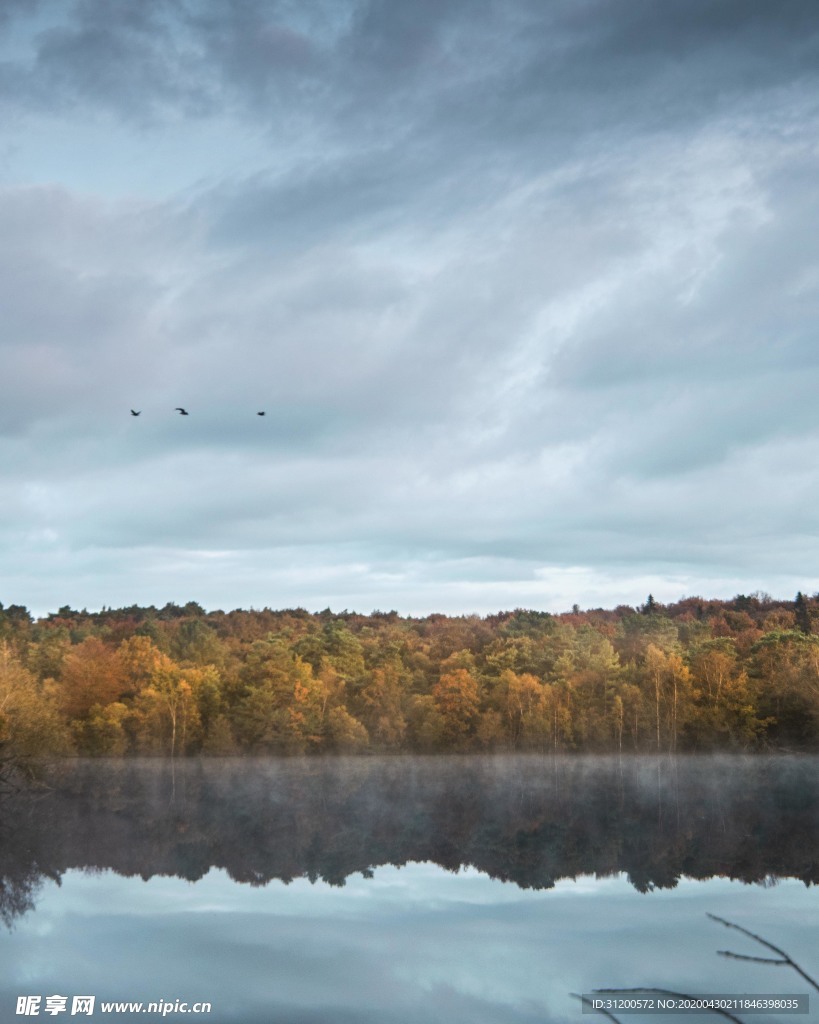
130;410;141;416
175;408;189;416
257;411;266;416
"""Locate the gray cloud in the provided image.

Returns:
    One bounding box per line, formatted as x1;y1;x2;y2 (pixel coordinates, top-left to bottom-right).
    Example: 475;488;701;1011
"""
2;1;814;138
1;1;819;613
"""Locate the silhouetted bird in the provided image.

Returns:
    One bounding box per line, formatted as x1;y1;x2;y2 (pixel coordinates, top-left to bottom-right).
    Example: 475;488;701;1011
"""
175;408;189;416
257;411;266;416
130;410;141;416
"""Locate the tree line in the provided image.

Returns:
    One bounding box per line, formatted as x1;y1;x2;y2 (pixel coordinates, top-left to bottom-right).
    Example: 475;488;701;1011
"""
1;592;818;757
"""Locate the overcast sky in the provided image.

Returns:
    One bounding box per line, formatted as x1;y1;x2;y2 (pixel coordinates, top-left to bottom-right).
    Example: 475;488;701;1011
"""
2;0;819;618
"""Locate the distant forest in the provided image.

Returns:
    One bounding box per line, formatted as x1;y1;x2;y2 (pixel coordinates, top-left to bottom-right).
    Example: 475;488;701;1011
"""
1;592;818;757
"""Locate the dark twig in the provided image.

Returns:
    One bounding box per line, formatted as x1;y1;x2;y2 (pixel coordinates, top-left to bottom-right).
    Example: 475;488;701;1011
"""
707;914;819;994
577;917;817;1024
594;989;744;1024
718;953;789;965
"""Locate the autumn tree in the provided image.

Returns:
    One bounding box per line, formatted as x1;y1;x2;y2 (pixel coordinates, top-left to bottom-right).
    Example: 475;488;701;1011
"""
569;628;621;747
642;644;692;752
493;670;546;748
135;664;202;756
751;631;819;745
119;635;172;691
58;636;128;720
0;641;72;757
326;705;369;751
547;653;577;750
289;667;338;751
233;638;335;752
81;702;132;756
618;682;645;750
687;639;765;747
432;669;480;748
360;662;407;748
171;619;226;668
24;626;71;682
405;694;445;751
615;613;680;663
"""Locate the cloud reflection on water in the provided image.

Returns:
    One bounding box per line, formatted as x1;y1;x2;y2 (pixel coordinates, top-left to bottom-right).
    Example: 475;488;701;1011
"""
1;865;817;1024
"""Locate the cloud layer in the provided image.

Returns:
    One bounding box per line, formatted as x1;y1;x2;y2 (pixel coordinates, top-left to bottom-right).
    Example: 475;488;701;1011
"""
2;0;819;614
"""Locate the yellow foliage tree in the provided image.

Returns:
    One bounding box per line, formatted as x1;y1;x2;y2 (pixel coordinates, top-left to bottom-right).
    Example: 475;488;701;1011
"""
136;665;202;756
0;641;72;757
432;669;480;747
497;669;546;748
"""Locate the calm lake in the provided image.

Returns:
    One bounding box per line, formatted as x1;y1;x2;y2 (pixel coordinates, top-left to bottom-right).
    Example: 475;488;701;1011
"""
1;755;817;1023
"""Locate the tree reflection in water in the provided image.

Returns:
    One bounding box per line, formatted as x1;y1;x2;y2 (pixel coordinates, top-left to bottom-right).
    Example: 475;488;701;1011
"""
0;754;816;927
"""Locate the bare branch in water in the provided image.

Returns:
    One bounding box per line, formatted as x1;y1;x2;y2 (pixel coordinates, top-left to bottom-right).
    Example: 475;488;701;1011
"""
707;914;819;994
718;953;788;965
585;919;818;1024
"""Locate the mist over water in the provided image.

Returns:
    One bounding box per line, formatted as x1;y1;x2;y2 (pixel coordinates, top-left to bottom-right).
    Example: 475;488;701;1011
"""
1;755;817;1022
3;754;816;896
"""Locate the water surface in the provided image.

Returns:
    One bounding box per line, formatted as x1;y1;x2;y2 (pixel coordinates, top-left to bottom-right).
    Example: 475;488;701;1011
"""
1;756;816;1022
